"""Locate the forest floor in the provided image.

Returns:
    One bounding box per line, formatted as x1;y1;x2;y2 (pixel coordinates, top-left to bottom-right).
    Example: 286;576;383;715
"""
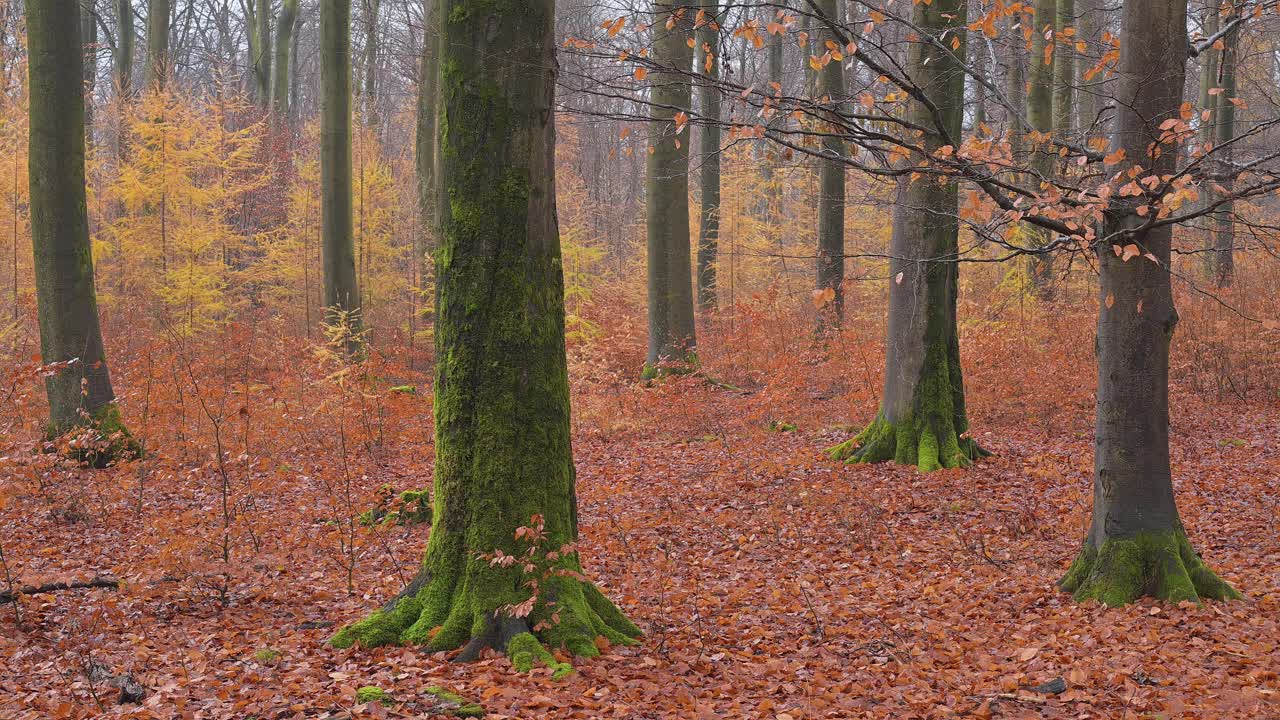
1;294;1279;719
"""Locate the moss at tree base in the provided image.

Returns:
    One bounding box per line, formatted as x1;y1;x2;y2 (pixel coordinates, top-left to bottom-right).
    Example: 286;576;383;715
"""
827;412;984;472
329;569;640;678
1058;528;1241;606
49;403;143;468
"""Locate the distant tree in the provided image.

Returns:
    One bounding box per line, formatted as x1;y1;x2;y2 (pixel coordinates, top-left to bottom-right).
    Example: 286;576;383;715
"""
828;0;983;471
330;0;640;671
272;0;300;117
1058;0;1239;606
115;0;134;97
1026;0;1055;296
26;0;138;463
813;0;845;330
645;0;697;375
1210;1;1238;287
252;0;272;106
320;0;362;351
696;0;720;313
146;0;169;88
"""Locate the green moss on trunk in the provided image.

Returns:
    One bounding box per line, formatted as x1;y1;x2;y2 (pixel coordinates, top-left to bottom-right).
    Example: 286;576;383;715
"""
1059;528;1240;606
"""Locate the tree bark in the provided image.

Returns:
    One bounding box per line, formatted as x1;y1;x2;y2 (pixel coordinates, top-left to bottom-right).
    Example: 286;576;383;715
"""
828;0;981;471
1052;0;1074;137
145;0;168;89
696;0;720;313
1075;0;1103;137
1195;1;1219;279
1210;1;1237;288
814;0;845;331
645;1;697;374
329;0;640;669
415;0;439;285
1058;0;1238;606
272;0;299;117
82;0;98;134
320;0;363;351
361;0;381;125
1026;0;1055;296
254;0;271;107
115;0;133;97
27;0;137;464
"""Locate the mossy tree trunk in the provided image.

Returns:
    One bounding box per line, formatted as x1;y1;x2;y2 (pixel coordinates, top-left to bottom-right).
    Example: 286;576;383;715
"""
695;0;720;313
1058;0;1238;607
115;0;134;97
27;0;137;463
330;0;640;671
828;0;981;471
253;0;271;107
145;0;168;89
814;0;845;331
1025;0;1055;296
1210;2;1237;288
645;1;697;374
320;0;363;351
272;0;299;118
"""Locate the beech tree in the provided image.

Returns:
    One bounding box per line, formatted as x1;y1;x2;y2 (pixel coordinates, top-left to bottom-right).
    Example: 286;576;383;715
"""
1057;0;1238;605
27;0;137;463
146;0;169;88
695;0;720;312
272;0;300;117
645;0;697;374
330;0;641;670
813;0;845;329
320;0;362;348
115;0;134;96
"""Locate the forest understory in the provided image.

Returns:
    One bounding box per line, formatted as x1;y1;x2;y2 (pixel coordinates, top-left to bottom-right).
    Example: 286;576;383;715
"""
2;283;1277;720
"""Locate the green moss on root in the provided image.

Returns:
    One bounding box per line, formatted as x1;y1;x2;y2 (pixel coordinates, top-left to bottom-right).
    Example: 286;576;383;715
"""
507;632;574;680
424;686;485;717
1058;529;1241;606
828;411;980;472
60;403;143;468
356;686;392;706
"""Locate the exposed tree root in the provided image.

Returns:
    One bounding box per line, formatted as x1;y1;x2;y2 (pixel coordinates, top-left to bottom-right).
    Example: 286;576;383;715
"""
330;568;640;679
1059;528;1241;606
827;413;985;472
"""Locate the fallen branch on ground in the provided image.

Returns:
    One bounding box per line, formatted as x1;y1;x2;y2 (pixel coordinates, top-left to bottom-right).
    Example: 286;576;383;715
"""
0;576;120;604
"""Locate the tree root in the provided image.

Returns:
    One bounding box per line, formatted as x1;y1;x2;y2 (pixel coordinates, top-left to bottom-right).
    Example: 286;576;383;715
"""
1059;528;1241;606
827;413;984;472
330;570;640;679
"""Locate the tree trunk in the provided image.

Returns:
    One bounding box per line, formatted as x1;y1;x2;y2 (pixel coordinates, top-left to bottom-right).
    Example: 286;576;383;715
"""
320;0;363;351
254;0;271;107
1075;0;1103;137
1210;2;1237;288
1026;0;1055;296
696;0;720;313
26;0;137;464
814;0;845;331
1195;1;1219;279
115;0;133;96
1058;0;1238;606
362;0;381;125
329;0;640;670
272;0;299;117
1005;12;1026;166
1052;0;1074;137
828;0;981;471
644;1;697;374
415;0;439;285
82;0;98;134
145;0;169;89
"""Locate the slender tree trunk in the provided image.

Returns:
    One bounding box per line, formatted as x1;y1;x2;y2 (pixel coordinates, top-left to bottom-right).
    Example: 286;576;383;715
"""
26;0;137;463
82;0;98;135
320;0;363;351
1210;2;1237;288
115;0;134;97
1058;0;1238;606
814;0;845;330
1005;12;1027;166
696;0;720;312
272;0;299;117
1075;0;1102;137
414;0;439;311
645;1;696;374
1052;0;1074;137
145;0;169;89
1196;1;1219;279
362;0;381;125
254;0;271;106
1026;0;1055;296
330;0;640;668
829;0;982;470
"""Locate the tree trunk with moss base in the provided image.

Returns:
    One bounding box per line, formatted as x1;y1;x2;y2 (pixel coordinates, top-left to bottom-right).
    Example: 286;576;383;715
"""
27;0;138;465
320;0;363;352
1057;0;1237;606
645;1;697;374
330;0;641;671
827;0;981;472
